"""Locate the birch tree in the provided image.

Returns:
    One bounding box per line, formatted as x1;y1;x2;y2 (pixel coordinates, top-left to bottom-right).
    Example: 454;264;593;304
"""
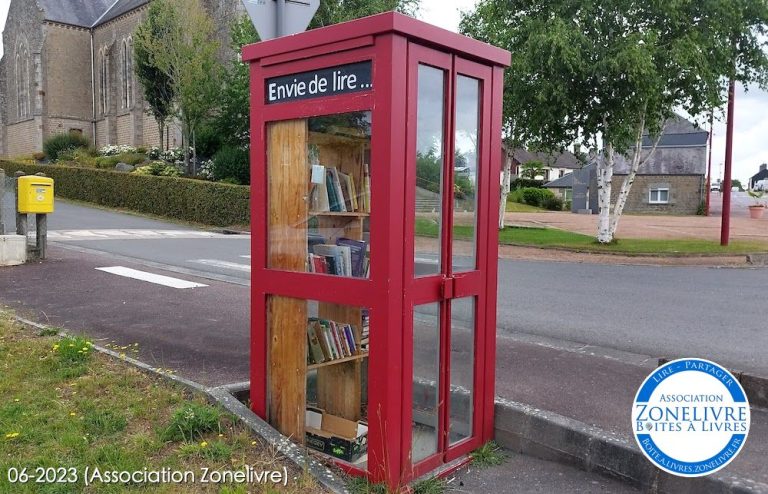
461;0;768;243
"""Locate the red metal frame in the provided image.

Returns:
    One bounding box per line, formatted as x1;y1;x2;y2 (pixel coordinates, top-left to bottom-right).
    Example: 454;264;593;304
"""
246;12;509;489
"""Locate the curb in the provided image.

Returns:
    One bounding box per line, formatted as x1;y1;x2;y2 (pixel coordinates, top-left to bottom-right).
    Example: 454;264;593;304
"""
493;397;768;494
10;315;349;494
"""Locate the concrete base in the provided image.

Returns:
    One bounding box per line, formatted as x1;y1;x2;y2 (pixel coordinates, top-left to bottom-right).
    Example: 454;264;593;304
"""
0;235;27;266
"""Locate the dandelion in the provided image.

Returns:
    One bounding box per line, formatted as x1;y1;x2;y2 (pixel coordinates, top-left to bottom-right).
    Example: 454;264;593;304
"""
5;432;19;439
68;344;75;348
218;434;224;438
13;399;19;402
52;344;59;350
69;412;77;417
251;441;257;446
200;441;208;448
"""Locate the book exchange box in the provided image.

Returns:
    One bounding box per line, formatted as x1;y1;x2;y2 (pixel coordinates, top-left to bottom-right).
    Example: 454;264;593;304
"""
244;11;510;489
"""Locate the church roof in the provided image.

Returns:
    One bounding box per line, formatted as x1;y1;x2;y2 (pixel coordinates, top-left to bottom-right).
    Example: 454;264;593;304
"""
93;0;150;27
36;0;149;28
37;0;114;27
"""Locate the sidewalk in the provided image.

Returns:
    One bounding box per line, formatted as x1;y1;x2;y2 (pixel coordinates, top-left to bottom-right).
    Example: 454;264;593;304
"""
492;333;768;493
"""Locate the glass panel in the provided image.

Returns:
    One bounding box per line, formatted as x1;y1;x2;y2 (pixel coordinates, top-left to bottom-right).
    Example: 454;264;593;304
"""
268;296;369;469
267;112;372;278
414;65;446;277
412;302;440;463
452;75;481;272
449;297;475;444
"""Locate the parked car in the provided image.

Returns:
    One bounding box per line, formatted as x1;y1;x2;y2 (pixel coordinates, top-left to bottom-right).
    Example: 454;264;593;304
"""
710;183;720;191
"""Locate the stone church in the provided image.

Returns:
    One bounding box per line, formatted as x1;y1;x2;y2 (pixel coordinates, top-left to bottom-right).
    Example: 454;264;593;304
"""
0;0;244;157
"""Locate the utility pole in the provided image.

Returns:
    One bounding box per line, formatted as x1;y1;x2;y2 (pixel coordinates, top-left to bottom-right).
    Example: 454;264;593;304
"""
706;111;714;216
721;80;736;246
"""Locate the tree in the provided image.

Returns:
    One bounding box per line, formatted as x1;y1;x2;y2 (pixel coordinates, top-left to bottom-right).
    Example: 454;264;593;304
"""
310;0;419;29
520;160;545;180
134;4;175;151
461;0;768;243
134;0;222;173
206;0;422;176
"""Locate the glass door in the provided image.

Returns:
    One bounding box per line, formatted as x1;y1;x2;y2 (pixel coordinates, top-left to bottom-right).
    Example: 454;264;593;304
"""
405;46;494;475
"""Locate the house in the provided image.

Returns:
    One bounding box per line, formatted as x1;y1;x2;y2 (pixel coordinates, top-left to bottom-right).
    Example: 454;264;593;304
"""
544;115;709;215
749;164;768;190
508;147;583;182
0;0;243;157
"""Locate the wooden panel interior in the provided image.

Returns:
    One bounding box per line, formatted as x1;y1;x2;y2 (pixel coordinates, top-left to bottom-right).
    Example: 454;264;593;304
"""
268;296;308;440
267;119;309;440
317;303;364;421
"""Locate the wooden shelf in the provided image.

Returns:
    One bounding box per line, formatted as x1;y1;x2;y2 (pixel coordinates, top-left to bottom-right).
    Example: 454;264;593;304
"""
310;211;370;217
308;352;369;370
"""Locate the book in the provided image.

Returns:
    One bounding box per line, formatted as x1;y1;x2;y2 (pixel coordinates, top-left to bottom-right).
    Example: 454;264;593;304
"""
347;173;359;211
344;325;357;355
329;167;347;212
314;244;351;277
338;171;354;212
336;238;367;277
362;163;371;213
326;169;341;212
307;323;326;364
310;319;332;361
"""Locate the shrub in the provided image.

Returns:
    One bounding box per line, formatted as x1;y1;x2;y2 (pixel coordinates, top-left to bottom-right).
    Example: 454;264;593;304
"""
212;145;249;185
99;144;137;156
542;195;564;211
521;187;555;207
134;161;182;177
2;161;250;226
116;153;147;166
511;178;544;190
95;156;121;169
195;124;224;159
71;148;98;167
43;133;89;161
32;152;46;161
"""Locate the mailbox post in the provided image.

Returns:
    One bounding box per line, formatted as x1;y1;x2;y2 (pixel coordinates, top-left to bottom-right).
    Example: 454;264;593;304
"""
17;174;54;259
246;12;510;489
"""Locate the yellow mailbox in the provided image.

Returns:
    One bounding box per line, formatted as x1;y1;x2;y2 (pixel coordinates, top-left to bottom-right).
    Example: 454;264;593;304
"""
18;176;54;214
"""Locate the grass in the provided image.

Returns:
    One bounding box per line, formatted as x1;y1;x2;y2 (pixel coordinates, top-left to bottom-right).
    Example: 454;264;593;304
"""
496;227;768;255
505;200;546;213
0;312;321;494
470;442;506;468
348;476;446;494
415;218;768;255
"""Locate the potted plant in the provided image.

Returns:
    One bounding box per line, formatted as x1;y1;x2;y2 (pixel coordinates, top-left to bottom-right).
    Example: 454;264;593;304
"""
747;189;766;219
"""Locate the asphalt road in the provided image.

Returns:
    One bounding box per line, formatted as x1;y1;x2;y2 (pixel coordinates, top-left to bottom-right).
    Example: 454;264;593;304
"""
5;198;768;376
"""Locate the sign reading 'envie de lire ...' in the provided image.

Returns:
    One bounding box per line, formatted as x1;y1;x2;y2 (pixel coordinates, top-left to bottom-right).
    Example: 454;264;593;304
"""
266;61;373;104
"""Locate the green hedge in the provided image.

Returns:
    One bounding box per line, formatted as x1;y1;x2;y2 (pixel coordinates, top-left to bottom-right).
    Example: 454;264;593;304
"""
1;161;250;227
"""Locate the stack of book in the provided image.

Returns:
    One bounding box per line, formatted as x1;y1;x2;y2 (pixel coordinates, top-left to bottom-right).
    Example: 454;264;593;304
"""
308;238;369;277
307;317;364;365
308;164;371;214
360;309;370;353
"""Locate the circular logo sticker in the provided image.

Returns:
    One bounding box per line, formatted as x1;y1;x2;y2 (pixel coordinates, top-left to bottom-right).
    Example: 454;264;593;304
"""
632;358;750;477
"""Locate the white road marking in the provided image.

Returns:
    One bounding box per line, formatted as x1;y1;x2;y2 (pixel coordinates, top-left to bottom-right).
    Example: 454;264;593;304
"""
191;259;251;272
96;266;208;289
49;229;249;241
240;255;251;259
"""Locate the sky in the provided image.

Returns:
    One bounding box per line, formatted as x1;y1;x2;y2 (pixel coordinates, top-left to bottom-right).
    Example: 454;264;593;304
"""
0;0;765;185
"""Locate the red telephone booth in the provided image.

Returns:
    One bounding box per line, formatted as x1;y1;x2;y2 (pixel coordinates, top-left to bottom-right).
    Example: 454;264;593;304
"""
246;12;510;488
